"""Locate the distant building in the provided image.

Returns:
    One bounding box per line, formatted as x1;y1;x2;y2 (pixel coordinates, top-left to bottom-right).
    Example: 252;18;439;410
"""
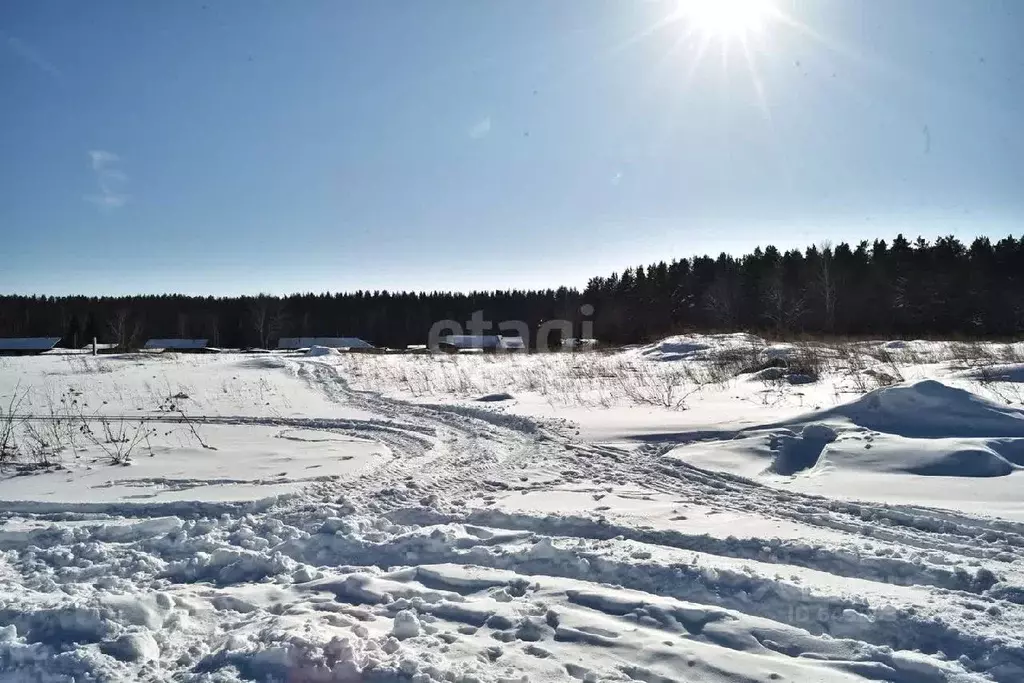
0;337;61;356
142;339;210;353
278;337;373;350
500;336;526;351
435;335;526;353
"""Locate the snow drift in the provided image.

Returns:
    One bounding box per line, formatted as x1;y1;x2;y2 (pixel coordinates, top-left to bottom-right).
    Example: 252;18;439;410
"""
673;380;1024;479
305;345;341;357
815;379;1024;438
637;333;761;362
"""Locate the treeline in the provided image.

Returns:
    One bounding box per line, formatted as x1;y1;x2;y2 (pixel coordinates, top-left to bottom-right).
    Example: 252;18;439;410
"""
2;233;1023;349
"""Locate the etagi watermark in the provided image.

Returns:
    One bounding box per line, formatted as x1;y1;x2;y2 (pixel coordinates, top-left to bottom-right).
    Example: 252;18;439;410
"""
427;305;595;351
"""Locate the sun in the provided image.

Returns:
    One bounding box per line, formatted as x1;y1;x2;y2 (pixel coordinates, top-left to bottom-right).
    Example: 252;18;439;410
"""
672;0;778;40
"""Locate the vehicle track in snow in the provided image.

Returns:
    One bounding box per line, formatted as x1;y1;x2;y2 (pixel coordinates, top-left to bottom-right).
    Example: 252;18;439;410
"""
2;357;1024;681
291;360;1024;676
295;357;1024;596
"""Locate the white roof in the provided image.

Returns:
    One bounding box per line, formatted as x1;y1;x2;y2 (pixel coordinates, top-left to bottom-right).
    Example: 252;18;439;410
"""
438;335;525;350
278;337;373;350
0;337;61;351
143;339;209;350
438;335;501;349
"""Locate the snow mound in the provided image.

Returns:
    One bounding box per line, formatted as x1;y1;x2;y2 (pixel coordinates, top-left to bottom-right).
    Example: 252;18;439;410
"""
305;345;340;357
759;427;1019;477
391;609;421;640
749;381;1024;477
824;380;1024;438
638;333;762;362
824;437;1018;477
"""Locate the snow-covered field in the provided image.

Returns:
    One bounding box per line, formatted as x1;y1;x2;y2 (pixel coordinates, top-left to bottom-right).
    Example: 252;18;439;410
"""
1;336;1023;682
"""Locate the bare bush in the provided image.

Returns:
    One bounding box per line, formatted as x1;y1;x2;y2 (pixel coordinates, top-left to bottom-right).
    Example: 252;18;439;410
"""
997;343;1024;364
949;341;996;369
158;394;216;451
0;384;27;466
979;380;1024;406
611;360;705;409
785;343;829;382
80;416;155;465
20;421;63;468
16;388;88;467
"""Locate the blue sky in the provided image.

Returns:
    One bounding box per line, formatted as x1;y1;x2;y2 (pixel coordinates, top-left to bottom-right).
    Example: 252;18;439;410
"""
2;0;1022;295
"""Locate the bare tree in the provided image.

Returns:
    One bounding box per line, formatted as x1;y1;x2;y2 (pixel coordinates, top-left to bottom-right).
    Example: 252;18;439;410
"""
108;309;142;351
269;302;288;347
704;272;737;327
817;241;837;332
176;312;190;339
0;383;27;464
249;299;269;349
763;265;805;333
205;313;221;347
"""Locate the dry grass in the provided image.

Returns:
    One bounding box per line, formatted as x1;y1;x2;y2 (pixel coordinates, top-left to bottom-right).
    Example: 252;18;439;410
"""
0;384;26;465
333;335;1024;410
0;378;213;469
335;352;725;410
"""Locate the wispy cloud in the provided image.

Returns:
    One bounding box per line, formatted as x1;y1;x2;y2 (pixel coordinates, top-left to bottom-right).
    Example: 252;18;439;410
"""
468;117;492;140
1;31;62;80
85;150;129;210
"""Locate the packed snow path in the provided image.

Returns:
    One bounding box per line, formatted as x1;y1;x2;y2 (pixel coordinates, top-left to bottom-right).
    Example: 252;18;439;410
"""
1;353;1023;682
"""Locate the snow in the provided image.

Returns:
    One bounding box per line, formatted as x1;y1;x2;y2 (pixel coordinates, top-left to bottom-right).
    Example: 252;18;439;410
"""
636;332;762;362
279;337;373;350
0;424;387;505
808;379;1024;438
436;335;525;351
2;338;1024;682
391;609;421;640
305;344;341;357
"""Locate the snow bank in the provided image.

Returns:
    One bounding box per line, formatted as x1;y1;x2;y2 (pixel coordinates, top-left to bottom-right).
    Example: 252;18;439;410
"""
305;345;340;357
671;380;1024;480
637;333;762;362
822;379;1024;438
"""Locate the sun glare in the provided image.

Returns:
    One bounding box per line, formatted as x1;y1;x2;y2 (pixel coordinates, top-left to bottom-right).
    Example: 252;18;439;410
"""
673;0;777;40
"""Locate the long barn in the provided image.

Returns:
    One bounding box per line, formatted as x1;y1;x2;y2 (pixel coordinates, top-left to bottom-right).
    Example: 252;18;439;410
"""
0;337;61;356
142;339;210;353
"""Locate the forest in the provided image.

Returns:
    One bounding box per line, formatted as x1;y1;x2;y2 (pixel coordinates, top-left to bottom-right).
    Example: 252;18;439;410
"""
2;233;1023;349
